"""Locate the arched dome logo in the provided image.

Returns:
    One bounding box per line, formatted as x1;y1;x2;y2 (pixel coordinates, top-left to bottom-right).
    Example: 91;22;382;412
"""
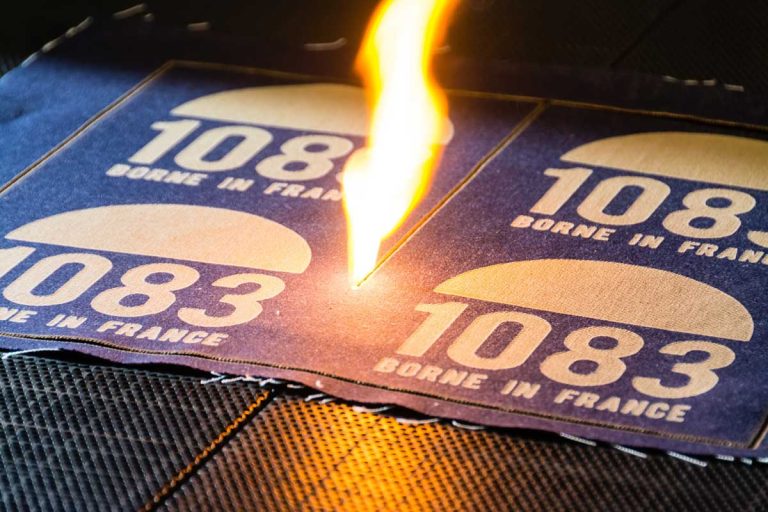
0;204;309;335
560;132;768;191
434;259;752;342
110;83;453;197
6;204;311;273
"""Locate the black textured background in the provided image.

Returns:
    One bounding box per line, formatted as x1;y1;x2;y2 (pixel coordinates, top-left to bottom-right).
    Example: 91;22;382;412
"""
1;1;767;510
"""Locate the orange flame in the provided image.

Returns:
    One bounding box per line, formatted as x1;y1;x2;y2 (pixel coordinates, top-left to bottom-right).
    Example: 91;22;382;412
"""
342;0;457;286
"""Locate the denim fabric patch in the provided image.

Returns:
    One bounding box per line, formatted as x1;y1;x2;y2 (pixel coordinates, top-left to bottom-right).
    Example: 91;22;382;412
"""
1;55;766;457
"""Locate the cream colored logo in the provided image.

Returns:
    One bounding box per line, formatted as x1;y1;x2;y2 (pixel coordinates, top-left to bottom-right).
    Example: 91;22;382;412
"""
0;204;308;331
386;258;747;406
435;259;752;342
116;83;453;193
384;131;767;406
517;131;768;261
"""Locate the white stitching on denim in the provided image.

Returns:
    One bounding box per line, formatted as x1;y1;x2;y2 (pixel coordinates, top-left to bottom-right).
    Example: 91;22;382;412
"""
187;22;211;32
662;75;744;92
18;16;93;70
1;348;61;360
191;372;762;464
667;451;708;467
559;433;597;447
352;405;393;414
612;444;648;459
199;371;225;384
112;3;147;20
451;420;485;431
303;38;348;51
396;417;440;425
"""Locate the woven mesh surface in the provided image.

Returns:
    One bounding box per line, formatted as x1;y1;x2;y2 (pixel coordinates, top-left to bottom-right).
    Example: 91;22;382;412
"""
0;353;269;512
448;0;676;66
617;0;768;94
163;394;768;512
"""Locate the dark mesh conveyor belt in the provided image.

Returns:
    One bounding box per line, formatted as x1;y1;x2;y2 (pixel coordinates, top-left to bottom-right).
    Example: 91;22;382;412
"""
0;353;270;511
163;394;768;512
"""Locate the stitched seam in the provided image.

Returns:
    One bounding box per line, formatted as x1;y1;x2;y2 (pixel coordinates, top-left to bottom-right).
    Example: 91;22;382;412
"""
0;331;750;450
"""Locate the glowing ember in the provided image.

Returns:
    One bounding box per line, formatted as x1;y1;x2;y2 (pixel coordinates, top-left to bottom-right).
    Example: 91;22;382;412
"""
342;0;457;286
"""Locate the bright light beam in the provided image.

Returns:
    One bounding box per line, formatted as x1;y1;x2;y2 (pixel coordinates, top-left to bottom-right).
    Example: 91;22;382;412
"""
342;0;457;287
